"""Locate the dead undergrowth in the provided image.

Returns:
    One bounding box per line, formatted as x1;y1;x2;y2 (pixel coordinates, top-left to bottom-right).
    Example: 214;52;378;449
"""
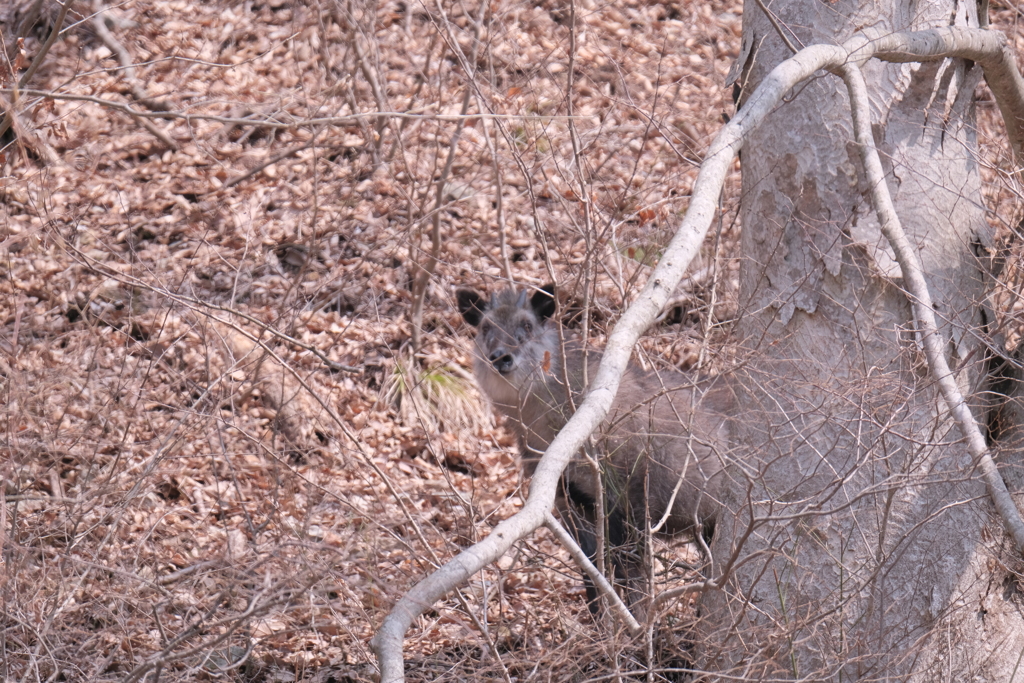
2;0;1024;681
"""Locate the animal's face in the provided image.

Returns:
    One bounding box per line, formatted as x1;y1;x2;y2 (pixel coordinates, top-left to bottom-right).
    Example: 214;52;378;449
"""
457;285;558;401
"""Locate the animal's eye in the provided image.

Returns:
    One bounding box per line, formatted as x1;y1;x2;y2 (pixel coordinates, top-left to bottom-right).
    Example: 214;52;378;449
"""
480;321;492;335
521;321;533;335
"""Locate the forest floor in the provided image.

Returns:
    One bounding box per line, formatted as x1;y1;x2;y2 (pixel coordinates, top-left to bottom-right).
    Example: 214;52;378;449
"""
2;1;1024;681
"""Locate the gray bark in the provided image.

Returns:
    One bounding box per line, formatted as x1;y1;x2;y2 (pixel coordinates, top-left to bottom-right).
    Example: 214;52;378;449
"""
701;1;1022;679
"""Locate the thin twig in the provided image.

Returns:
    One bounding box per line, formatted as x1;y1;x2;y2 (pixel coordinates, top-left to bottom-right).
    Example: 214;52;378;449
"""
0;90;58;163
57;246;362;374
90;2;169;111
544;511;642;635
408;0;488;353
753;0;799;54
18;0;73;89
89;1;177;148
4;89;588;126
479;109;513;281
0;0;75;139
215;126;327;191
333;0;393;165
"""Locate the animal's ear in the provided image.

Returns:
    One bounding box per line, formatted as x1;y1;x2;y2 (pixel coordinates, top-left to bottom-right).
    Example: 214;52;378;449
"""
456;289;487;327
530;283;557;322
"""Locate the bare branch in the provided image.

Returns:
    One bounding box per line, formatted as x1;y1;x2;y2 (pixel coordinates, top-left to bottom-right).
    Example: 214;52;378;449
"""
90;2;168;112
408;0;486;353
216;126;328;192
88;1;177;149
0;0;74;139
55;246;362;374
543;511;642;636
752;0;799;54
16;0;75;88
3;88;588;127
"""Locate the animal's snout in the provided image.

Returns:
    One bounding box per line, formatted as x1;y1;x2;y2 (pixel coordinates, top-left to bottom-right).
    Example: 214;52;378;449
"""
489;349;514;374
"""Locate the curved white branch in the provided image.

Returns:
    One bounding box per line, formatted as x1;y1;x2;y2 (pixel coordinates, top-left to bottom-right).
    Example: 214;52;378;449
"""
372;26;1024;681
543;511;643;635
864;28;1024;175
839;61;1024;551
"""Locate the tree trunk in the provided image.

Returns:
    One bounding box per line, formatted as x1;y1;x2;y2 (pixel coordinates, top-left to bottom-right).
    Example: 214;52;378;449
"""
701;1;1024;678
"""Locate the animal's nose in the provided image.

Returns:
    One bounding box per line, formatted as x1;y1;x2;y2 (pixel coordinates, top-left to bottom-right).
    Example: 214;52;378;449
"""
489;349;514;374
